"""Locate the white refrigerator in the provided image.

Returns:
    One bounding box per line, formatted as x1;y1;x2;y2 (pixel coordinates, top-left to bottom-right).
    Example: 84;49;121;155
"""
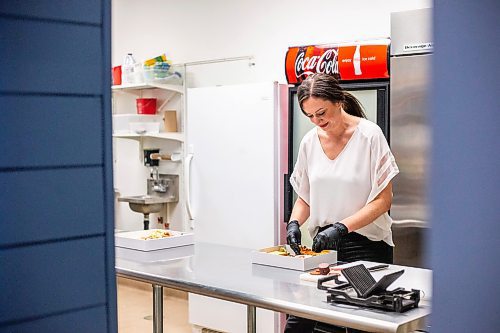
186;82;289;333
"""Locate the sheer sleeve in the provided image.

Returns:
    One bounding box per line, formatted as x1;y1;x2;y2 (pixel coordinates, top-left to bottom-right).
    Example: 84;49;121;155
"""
290;140;310;204
367;129;399;204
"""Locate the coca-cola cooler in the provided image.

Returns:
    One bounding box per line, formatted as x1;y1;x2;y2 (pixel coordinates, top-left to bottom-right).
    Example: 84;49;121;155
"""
282;39;392;248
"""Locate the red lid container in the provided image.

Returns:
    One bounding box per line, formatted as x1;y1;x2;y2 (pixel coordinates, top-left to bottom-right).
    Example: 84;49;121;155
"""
112;66;122;85
136;98;157;114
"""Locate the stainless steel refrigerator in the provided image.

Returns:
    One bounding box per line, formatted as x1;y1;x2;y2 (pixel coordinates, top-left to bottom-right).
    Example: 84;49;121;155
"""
390;8;432;268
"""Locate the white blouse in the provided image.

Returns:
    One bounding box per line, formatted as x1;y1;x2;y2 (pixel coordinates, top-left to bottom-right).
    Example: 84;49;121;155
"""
290;118;399;246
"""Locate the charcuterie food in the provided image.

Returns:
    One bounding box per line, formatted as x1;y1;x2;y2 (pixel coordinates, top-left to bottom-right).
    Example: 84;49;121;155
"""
140;230;172;240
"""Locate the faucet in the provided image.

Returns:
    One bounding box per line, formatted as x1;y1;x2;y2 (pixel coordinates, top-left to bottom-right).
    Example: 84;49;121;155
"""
150;167;167;193
150;166;159;181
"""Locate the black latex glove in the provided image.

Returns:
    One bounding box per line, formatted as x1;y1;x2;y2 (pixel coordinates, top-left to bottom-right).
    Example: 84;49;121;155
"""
312;222;348;253
286;220;302;255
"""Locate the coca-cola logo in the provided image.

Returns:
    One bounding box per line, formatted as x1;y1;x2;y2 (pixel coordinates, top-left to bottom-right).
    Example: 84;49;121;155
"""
294;48;339;79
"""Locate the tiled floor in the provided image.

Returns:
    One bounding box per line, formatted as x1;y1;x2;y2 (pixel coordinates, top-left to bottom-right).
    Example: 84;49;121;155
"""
117;277;192;333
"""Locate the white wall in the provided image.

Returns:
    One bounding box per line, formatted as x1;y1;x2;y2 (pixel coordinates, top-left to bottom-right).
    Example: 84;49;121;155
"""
112;0;431;87
111;0;431;231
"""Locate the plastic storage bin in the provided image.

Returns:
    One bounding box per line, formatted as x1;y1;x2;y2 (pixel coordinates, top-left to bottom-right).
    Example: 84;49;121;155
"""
129;122;160;134
143;62;183;84
143;62;170;82
112;114;162;134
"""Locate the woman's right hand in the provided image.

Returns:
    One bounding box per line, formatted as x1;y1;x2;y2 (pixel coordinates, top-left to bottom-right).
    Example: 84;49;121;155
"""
312;222;348;252
286;220;302;255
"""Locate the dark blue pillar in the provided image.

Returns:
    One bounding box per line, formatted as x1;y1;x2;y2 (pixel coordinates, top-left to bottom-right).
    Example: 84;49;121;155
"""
431;1;500;331
0;1;116;331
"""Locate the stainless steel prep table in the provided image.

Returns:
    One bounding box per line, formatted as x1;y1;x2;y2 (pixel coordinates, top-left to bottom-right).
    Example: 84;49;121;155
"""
115;242;431;333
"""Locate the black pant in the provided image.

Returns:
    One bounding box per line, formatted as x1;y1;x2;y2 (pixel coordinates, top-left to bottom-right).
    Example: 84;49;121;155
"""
284;230;393;333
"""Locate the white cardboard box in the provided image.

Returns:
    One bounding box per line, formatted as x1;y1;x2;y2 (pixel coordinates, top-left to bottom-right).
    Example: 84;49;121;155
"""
251;245;338;271
115;229;194;251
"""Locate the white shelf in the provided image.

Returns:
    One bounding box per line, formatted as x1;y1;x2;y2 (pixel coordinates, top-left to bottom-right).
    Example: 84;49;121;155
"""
112;82;184;94
113;132;184;142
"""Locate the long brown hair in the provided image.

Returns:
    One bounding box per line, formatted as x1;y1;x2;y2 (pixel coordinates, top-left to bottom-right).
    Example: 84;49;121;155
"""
296;73;366;118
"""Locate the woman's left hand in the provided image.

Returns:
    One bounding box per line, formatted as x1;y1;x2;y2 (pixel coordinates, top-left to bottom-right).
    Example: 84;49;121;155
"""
312;222;348;252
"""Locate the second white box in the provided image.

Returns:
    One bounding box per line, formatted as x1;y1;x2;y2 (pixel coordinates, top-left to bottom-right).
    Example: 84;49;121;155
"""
251;245;337;271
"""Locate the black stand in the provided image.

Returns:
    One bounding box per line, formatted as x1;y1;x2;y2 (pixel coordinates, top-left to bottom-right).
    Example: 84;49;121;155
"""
317;264;420;313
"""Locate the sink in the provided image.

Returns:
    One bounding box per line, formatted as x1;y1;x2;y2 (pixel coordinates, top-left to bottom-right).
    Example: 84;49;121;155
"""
128;202;163;214
118;195;170;205
117;195;169;214
117;174;178;230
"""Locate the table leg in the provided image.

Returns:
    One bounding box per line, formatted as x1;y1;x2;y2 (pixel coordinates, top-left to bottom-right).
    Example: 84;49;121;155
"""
152;284;163;333
247;305;256;333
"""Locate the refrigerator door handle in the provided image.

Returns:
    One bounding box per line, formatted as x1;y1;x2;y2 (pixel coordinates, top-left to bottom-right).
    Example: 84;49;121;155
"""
391;219;428;228
185;153;194;220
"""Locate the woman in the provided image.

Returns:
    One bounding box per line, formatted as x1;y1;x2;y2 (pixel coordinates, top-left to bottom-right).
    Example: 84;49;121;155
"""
285;73;399;333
